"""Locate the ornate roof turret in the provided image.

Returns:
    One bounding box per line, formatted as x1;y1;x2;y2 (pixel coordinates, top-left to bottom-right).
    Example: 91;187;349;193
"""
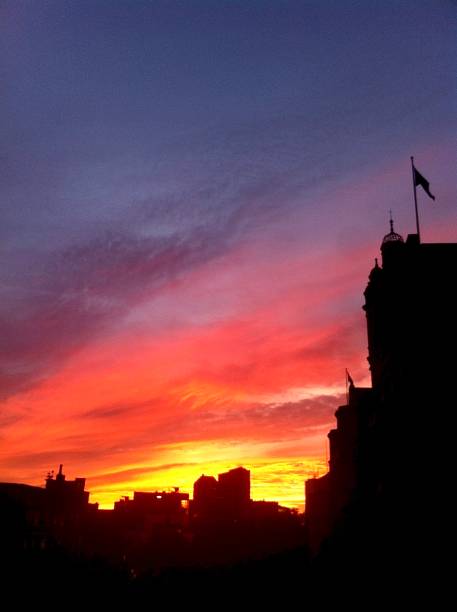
381;212;404;249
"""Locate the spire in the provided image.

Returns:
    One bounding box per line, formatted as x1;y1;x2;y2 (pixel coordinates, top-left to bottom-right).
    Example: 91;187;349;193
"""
368;256;382;282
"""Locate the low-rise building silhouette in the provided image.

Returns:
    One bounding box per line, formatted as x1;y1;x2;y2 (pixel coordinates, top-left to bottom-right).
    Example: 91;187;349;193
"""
114;488;189;527
45;463;90;511
0;464;96;552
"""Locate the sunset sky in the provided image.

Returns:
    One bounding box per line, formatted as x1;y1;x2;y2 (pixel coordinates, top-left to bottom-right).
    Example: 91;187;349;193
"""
1;1;455;510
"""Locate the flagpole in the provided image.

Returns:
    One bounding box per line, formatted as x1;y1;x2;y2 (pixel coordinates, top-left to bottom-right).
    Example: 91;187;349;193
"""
411;156;421;243
345;369;349;404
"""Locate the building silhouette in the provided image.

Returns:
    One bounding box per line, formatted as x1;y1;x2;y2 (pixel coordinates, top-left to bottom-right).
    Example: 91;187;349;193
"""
190;466;302;565
45;463;90;511
0;464;96;552
305;385;373;553
193;474;219;516
192;466;251;520
305;225;457;571
114;489;189;524
1;460;302;576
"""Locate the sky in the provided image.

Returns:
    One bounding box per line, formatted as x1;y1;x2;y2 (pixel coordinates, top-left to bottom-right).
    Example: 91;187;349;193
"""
1;0;456;510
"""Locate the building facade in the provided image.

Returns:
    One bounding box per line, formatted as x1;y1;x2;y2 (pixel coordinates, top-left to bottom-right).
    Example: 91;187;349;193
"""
305;226;457;557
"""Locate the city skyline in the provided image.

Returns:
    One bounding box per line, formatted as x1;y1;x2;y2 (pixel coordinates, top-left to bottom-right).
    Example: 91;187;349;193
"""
7;462;281;510
1;1;456;510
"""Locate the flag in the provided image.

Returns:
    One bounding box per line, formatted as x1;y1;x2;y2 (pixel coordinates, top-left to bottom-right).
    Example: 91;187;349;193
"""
413;165;435;200
346;369;354;388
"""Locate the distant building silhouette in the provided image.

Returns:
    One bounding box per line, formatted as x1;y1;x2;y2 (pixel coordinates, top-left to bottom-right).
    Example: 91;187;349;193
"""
113;488;189;527
190;466;302;565
218;466;251;512
1;461;302;573
192;466;251;520
306;226;457;560
193;475;219;516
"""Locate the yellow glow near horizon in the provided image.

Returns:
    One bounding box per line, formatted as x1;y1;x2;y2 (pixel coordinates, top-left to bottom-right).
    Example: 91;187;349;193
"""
88;455;328;512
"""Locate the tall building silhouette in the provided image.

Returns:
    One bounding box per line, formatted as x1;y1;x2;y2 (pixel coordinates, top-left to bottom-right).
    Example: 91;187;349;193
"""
218;466;250;512
306;226;457;564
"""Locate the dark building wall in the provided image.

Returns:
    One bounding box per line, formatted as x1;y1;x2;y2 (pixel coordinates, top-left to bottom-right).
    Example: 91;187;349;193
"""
305;230;457;554
305;386;373;552
366;236;457;398
364;237;457;496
